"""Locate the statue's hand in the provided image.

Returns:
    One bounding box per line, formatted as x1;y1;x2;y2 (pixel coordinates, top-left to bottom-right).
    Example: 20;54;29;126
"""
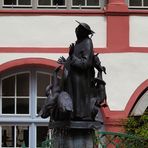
57;56;66;65
69;43;74;57
102;66;106;74
94;53;101;65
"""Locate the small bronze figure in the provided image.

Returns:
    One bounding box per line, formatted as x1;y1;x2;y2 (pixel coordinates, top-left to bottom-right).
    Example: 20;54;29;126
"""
39;66;73;121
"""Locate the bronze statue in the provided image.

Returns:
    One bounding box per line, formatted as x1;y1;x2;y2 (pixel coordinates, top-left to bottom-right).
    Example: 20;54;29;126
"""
39;20;107;122
58;21;95;121
39;21;107;148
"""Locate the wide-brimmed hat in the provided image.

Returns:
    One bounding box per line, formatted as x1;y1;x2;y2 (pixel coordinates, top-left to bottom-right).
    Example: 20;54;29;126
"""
75;20;95;34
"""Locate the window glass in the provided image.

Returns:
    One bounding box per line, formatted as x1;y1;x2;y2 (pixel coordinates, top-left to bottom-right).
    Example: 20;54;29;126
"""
38;0;51;5
4;0;31;5
87;0;99;6
129;0;142;6
2;76;15;96
73;0;85;6
16;98;29;114
17;73;29;96
2;98;15;114
18;0;31;5
37;73;50;96
53;0;65;5
16;126;29;147
2;126;14;147
144;0;148;6
38;0;65;6
4;0;16;5
37;98;45;114
2;73;29;114
2;126;29;147
36;126;48;147
37;72;50;114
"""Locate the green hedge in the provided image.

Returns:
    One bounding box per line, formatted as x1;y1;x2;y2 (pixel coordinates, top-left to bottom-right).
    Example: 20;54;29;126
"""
124;113;148;147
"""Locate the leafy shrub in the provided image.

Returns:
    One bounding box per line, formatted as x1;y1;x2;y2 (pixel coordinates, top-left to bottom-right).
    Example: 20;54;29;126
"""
124;111;148;147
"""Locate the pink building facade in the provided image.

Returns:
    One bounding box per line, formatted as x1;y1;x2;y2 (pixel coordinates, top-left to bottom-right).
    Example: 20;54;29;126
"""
0;0;148;147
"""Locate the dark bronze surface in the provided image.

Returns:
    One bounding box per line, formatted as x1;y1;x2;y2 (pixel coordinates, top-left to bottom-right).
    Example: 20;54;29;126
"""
48;121;102;129
39;21;107;122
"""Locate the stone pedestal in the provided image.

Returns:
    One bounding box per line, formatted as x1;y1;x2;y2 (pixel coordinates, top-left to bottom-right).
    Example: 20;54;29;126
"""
49;121;102;148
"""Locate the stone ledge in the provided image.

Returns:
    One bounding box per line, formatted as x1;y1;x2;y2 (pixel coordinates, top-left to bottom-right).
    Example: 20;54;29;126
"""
49;121;103;129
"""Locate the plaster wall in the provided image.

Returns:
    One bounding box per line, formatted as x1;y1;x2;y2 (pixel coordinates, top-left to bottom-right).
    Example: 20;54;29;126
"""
0;53;67;64
0;52;147;111
0;15;106;48
130;16;148;47
100;53;148;110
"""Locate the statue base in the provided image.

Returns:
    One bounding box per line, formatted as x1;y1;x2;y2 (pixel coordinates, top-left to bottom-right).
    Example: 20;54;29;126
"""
49;121;102;148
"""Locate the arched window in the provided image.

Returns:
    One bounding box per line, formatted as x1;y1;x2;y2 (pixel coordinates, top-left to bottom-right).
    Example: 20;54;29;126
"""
0;67;53;147
130;89;148;116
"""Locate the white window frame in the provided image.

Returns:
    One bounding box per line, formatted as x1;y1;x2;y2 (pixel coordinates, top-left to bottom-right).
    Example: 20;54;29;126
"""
2;0;32;8
128;0;148;9
1;72;30;116
0;67;50;148
72;0;100;9
0;124;30;148
0;126;2;147
0;0;103;9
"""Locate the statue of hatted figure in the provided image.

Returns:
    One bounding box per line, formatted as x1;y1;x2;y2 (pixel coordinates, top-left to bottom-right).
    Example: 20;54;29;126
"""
39;20;107;124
